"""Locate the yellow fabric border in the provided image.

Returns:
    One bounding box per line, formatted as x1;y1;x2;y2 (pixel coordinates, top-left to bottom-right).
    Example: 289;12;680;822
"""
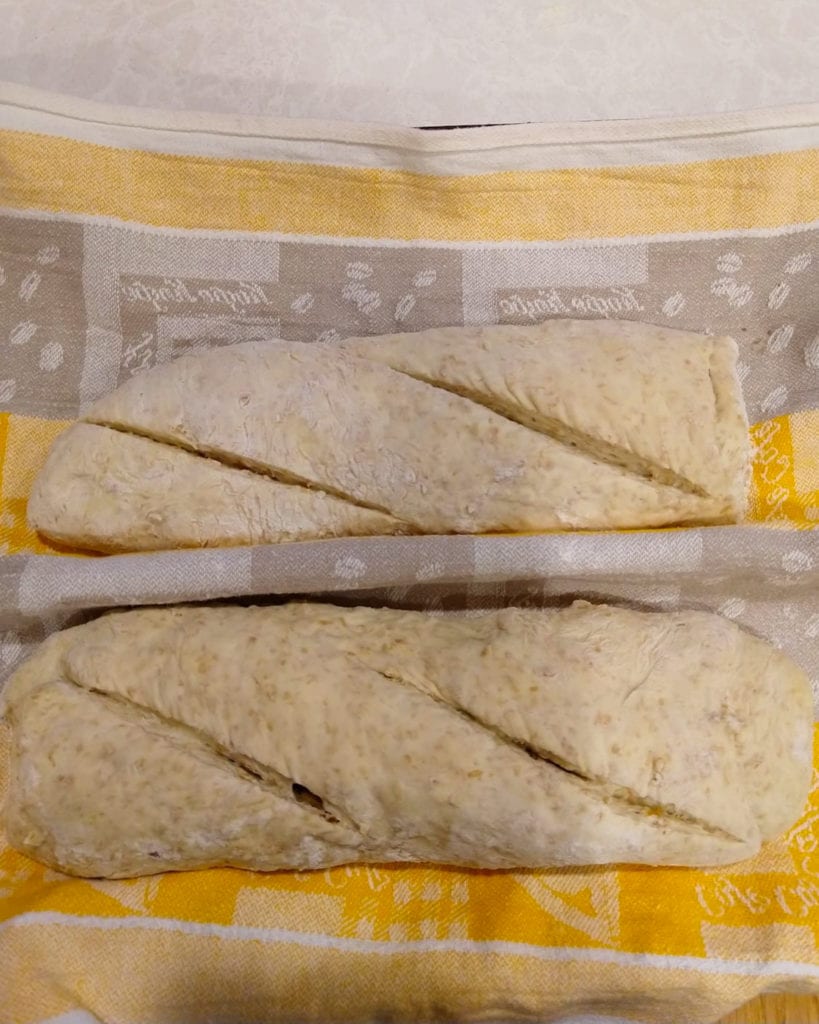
0;924;783;1024
1;129;818;240
750;413;819;527
0;415;70;555
1;720;818;1022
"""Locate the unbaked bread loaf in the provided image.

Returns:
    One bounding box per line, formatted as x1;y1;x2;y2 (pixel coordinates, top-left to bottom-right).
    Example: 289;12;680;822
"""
3;601;811;878
28;321;750;552
341;319;749;512
30;422;405;552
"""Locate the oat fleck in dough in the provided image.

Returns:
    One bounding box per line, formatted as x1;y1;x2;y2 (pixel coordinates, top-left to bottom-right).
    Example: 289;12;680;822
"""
2;601;811;878
28;320;750;551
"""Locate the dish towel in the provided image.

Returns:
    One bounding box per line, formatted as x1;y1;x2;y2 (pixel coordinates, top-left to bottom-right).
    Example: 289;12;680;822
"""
0;83;817;1023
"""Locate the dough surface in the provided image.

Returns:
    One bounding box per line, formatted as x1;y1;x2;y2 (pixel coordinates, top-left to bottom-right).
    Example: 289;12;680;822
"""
29;422;405;552
3;601;811;878
341;319;749;513
28;321;750;551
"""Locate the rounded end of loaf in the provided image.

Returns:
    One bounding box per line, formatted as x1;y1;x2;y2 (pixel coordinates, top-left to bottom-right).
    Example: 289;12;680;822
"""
740;638;815;841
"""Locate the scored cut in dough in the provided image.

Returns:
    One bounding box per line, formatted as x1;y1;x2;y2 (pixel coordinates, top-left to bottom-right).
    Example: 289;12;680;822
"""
6;681;361;875
27;321;751;552
341;319;749;513
3;601;811;878
28;422;406;552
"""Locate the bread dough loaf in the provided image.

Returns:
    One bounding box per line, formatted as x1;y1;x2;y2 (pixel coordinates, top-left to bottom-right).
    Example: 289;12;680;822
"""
3;601;811;878
29;422;405;552
28;321;750;552
341;319;749;513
